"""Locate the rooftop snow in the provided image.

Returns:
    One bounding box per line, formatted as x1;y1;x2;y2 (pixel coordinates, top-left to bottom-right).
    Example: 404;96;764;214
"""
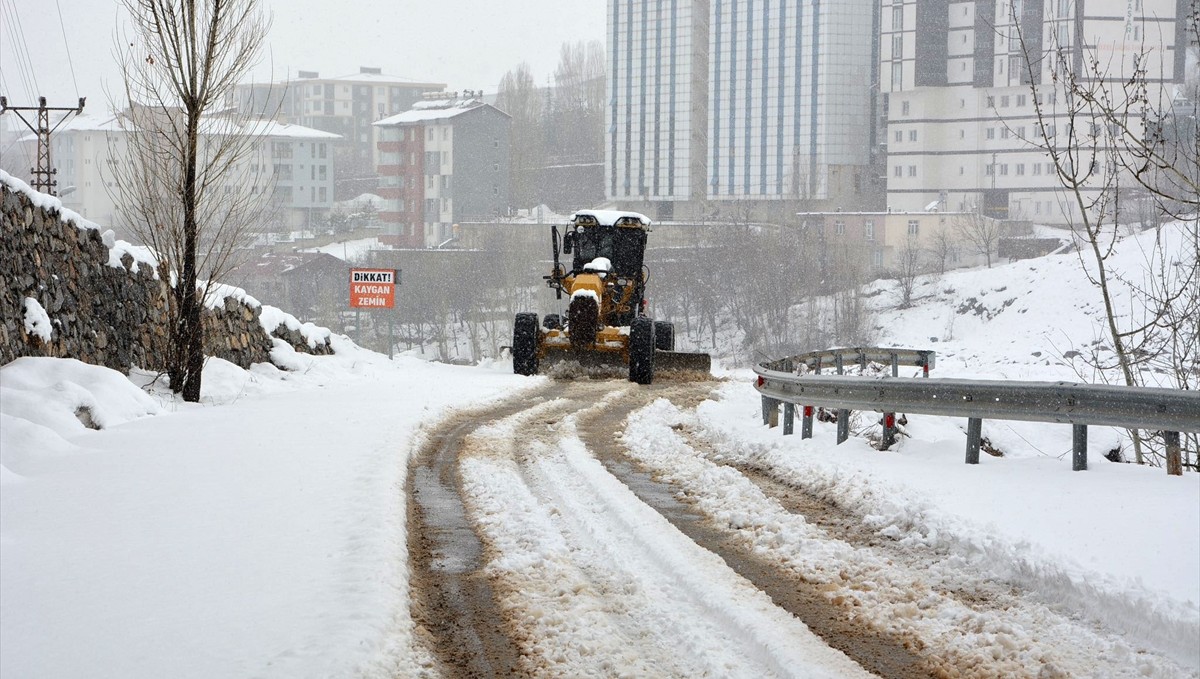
373;100;487;126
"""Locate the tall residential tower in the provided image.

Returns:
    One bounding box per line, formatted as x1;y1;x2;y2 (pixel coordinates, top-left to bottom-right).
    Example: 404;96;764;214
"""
882;0;1189;223
605;0;883;220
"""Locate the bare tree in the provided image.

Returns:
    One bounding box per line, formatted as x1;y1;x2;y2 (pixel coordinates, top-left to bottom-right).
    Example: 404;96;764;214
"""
108;0;272;401
550;40;606;163
953;210;1003;268
495;63;545;210
930;227;959;276
1007;3;1198;471
894;236;924;309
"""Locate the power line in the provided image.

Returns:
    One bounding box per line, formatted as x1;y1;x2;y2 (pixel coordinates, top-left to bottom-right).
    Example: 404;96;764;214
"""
0;1;38;102
54;0;80;98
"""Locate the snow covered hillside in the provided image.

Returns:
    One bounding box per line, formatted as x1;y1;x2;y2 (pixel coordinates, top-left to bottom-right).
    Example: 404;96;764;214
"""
1;223;1197;677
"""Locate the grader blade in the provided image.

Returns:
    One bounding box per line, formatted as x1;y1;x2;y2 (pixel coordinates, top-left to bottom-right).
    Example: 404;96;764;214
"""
541;348;628;380
654;350;713;379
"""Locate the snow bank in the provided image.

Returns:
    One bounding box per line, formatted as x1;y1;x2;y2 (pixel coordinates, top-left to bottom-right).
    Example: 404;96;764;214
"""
1;342;534;678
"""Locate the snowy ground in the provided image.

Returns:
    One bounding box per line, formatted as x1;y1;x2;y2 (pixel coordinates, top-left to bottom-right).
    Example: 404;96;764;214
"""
2;222;1198;677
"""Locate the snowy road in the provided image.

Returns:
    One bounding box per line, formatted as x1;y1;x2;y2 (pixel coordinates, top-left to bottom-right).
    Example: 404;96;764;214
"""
406;378;1195;679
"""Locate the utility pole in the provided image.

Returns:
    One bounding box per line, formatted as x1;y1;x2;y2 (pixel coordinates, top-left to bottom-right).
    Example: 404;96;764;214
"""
0;96;86;196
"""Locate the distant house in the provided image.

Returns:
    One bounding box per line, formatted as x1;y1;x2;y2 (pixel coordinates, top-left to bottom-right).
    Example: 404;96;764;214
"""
373;93;511;248
227;251;349;329
795;210;1002;272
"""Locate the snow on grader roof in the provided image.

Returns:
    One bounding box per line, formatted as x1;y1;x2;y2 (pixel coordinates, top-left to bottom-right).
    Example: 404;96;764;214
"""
570;210;652;228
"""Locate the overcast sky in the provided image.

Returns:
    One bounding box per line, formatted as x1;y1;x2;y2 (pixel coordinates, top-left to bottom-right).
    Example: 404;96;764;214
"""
1;0;606;111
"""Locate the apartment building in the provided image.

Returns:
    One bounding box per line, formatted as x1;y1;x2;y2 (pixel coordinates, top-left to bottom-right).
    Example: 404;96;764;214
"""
796;209;998;270
230;68;446;198
373;94;511;248
882;0;1189;223
35;112;338;235
605;0;884;221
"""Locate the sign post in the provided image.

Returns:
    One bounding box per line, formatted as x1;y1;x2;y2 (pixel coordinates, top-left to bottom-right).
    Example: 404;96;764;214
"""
349;268;400;358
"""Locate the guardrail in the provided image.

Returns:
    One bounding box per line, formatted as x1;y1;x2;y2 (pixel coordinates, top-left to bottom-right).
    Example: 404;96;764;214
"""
762;347;936;377
754;350;1200;473
759;347;938;447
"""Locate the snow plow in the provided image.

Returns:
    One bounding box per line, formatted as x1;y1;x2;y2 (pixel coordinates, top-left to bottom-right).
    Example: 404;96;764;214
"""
512;210;712;384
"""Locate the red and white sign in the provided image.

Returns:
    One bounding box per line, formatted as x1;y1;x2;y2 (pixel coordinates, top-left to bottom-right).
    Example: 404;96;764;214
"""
349;268;397;308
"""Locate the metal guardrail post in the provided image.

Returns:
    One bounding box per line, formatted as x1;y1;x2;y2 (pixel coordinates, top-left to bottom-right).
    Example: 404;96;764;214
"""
768;398;780;428
1073;424;1088;471
882;413;897;449
837;410;849;444
966;417;982;464
835;354;844;375
1166;431;1182;476
783;402;794;435
891;353;899;377
761;396;770;426
801;405;813;439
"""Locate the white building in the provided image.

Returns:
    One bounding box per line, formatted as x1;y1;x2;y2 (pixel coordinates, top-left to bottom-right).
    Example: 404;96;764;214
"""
19;113;339;235
229;68;445;198
605;0;883;220
881;0;1187;223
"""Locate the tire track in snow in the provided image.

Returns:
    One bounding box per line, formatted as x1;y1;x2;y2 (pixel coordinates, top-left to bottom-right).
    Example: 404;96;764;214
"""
575;386;939;679
620;397;1197;679
458;381;873;678
407;386;557;678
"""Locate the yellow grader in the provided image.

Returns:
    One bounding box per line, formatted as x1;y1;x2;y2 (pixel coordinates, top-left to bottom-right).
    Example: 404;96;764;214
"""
512;210;711;384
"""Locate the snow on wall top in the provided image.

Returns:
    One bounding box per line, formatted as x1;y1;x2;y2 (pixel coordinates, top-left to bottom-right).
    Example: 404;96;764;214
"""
1;169;101;232
1;169;268;300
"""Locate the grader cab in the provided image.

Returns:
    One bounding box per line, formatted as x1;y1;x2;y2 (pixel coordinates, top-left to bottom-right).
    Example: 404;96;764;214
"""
511;209;711;384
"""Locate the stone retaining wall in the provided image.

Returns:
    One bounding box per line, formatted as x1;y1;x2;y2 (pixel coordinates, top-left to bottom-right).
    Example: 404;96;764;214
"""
1;177;331;374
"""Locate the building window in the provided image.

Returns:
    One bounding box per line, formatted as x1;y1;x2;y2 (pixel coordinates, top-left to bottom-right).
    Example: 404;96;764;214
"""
987;128;996;139
894;130;903;142
908;130;917;141
319;187;327;202
864;220;875;240
835;220;846;235
907;165;917;177
892;5;903;30
1000;95;1010;107
894;165;903;177
872;250;884;267
999;164;1009;175
901;100;910;115
1016;163;1025;175
908;220;920;236
1016;94;1027;107
987;95;996;107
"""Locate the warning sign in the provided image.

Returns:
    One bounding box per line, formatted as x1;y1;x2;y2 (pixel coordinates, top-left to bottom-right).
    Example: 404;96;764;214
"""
349;268;398;308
